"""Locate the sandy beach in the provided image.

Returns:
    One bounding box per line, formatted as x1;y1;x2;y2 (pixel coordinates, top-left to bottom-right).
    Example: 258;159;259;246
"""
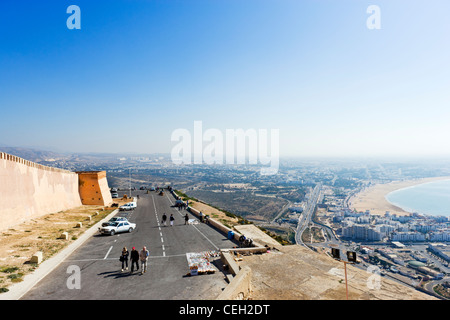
349;176;450;216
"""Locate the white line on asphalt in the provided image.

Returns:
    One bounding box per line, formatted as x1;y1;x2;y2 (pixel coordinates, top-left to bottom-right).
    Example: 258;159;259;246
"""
104;246;113;260
152;195;166;257
192;225;219;250
166;193;219;251
65;253;186;263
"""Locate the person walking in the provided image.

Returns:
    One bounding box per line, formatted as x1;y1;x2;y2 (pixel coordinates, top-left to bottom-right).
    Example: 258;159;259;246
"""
162;213;167;226
120;247;129;272
184;213;189;225
130;246;139;273
170;214;175;226
200;211;204;223
139;246;149;274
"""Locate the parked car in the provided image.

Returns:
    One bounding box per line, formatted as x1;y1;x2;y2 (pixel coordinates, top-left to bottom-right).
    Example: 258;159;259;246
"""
98;221;136;235
101;217;128;227
111;192;119;198
119;202;137;211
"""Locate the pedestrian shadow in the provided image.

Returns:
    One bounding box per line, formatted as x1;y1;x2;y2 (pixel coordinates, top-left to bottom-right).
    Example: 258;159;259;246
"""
98;270;139;279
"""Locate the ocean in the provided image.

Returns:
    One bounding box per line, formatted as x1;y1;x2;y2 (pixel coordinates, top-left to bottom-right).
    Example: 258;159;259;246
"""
385;179;450;217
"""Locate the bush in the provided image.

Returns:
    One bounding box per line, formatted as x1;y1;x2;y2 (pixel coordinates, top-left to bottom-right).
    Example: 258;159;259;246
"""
0;267;19;274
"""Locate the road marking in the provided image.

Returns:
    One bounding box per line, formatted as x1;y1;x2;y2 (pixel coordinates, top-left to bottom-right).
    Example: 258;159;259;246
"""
166;192;220;251
192;225;219;250
104;246;113;260
65;253;186;263
152;195;166;257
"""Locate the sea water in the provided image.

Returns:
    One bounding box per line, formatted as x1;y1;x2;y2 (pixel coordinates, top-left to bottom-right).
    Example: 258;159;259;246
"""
385;179;450;217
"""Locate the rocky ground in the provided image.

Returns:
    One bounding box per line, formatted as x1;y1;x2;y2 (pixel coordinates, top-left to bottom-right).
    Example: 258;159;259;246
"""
239;244;436;300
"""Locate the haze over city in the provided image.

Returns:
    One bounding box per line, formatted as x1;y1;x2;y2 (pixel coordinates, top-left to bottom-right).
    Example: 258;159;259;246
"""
1;0;450;158
2;0;450;306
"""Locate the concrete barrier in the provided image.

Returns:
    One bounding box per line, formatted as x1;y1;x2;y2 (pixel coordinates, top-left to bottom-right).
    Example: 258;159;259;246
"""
30;252;43;264
216;266;252;300
220;250;241;276
59;232;69;240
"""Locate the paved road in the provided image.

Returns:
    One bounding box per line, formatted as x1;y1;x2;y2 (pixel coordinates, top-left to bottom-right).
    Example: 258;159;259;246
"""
21;190;238;300
295;183;321;246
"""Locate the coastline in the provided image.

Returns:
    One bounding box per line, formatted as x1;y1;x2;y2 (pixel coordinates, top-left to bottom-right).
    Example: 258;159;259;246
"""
349;176;450;216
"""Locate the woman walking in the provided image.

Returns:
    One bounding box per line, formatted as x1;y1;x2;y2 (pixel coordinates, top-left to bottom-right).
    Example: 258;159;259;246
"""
120;247;129;272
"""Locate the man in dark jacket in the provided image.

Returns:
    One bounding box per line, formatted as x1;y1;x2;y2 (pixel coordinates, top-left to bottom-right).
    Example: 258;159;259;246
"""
130;247;139;273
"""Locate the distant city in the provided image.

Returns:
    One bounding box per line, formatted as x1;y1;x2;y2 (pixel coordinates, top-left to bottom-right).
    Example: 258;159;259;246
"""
2;146;450;298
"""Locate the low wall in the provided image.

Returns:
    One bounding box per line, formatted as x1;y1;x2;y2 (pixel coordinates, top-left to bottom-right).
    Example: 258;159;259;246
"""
216;266;252;300
0;152;82;231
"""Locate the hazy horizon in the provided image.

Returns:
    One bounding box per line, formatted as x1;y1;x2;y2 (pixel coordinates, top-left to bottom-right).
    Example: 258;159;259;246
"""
1;1;450;158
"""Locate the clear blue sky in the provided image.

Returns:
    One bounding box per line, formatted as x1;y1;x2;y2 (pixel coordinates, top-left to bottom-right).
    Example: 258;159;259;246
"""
1;0;449;157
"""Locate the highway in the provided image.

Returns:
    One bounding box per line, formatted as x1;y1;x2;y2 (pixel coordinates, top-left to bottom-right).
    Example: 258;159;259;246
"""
295;183;322;247
20;190;238;300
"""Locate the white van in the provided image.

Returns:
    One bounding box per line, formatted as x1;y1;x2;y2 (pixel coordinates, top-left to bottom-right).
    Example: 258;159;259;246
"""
119;201;137;211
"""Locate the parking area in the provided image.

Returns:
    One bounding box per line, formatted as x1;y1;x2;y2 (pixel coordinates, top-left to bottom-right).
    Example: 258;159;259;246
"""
20;190;238;300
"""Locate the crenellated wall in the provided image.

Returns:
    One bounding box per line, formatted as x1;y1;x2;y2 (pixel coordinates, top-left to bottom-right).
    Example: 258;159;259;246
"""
0;152;111;231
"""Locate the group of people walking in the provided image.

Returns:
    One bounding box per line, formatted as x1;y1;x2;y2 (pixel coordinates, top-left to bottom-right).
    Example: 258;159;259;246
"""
161;212;191;226
161;212;176;226
120;246;149;274
117;200;206;274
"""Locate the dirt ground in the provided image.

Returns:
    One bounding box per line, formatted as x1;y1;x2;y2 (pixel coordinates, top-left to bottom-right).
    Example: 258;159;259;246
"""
189;200;240;228
0;198;130;293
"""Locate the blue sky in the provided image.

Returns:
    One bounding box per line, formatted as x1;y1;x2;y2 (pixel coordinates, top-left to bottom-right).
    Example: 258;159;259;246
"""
1;0;449;157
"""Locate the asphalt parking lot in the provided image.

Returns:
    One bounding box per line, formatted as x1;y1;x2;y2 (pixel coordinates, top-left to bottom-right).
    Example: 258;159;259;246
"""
21;190;238;300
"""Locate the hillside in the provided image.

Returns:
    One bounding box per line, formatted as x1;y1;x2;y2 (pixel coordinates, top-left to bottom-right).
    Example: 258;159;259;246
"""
240;244;436;300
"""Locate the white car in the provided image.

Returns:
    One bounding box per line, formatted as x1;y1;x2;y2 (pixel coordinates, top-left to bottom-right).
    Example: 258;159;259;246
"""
98;221;136;235
101;217;128;227
119;202;137;211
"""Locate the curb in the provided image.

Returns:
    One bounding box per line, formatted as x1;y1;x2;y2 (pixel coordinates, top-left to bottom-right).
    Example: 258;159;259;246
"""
0;209;119;300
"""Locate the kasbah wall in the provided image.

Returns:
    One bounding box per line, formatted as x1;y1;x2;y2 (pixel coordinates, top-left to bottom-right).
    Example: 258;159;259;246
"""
0;152;112;232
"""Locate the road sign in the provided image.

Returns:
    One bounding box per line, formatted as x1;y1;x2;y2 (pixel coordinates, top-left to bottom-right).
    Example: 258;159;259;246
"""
347;251;357;263
331;248;340;260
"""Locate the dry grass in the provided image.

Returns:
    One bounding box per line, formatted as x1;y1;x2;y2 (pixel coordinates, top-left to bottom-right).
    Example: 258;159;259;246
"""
0;202;121;293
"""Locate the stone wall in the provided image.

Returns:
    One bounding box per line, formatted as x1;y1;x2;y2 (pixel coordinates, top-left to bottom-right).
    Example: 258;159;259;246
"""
0;152;82;231
77;171;112;206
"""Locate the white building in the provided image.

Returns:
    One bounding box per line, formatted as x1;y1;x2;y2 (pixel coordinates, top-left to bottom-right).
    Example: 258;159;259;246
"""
428;231;450;242
391;232;426;242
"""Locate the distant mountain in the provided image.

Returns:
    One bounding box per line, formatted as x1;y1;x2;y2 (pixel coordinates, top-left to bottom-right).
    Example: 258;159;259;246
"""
0;147;68;163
